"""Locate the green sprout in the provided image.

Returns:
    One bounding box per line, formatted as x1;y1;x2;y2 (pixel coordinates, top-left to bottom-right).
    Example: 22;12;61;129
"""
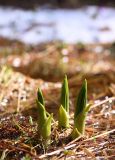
37;88;45;106
36;89;53;143
58;75;69;128
71;79;91;139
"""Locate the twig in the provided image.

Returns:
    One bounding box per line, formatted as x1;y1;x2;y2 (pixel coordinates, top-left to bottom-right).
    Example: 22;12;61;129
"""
39;144;76;159
91;97;115;109
84;129;115;142
39;129;115;159
70;97;115;117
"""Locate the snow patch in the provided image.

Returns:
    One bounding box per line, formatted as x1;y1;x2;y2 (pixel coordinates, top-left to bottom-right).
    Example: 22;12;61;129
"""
0;6;115;44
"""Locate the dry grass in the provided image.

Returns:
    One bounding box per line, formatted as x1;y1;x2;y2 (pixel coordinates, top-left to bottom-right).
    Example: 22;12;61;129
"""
0;42;115;159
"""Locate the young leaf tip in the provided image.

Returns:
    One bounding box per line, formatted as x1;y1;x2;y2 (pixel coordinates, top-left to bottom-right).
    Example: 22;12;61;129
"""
84;79;87;87
58;105;69;128
64;74;67;80
71;79;89;138
37;88;45;106
75;79;87;118
61;74;69;112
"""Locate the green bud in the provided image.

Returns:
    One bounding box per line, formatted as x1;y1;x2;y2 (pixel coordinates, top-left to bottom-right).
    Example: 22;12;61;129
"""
74;79;87;119
36;99;53;143
41;114;53;140
58;105;69;128
59;75;70;128
71;80;91;139
36;101;47;130
61;75;69;112
37;88;45;106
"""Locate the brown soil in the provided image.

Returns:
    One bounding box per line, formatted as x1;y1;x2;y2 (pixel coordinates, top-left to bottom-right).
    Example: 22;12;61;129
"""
0;40;115;159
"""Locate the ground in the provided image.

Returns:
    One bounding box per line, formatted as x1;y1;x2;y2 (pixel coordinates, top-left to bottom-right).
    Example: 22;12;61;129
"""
0;40;115;159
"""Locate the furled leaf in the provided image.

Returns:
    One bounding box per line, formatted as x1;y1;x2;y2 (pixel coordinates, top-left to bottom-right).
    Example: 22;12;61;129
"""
41;114;53;139
74;111;86;134
71;80;91;139
61;75;69;112
58;105;69;128
74;79;87;119
36;101;47;130
36;99;53;143
37;88;45;106
71;127;81;139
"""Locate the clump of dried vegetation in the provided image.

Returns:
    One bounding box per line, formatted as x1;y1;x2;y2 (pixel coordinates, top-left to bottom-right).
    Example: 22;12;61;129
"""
0;41;115;159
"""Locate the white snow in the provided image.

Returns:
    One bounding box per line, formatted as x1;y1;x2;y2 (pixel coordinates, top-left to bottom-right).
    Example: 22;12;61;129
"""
0;6;115;44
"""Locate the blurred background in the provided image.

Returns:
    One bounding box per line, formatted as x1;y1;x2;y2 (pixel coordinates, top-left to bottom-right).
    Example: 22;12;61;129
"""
0;0;115;45
0;0;115;8
0;0;115;82
0;2;115;160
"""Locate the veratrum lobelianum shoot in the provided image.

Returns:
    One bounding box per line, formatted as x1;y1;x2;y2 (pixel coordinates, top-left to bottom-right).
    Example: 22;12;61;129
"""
58;75;69;128
71;79;91;139
37;88;45;106
36;89;52;142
